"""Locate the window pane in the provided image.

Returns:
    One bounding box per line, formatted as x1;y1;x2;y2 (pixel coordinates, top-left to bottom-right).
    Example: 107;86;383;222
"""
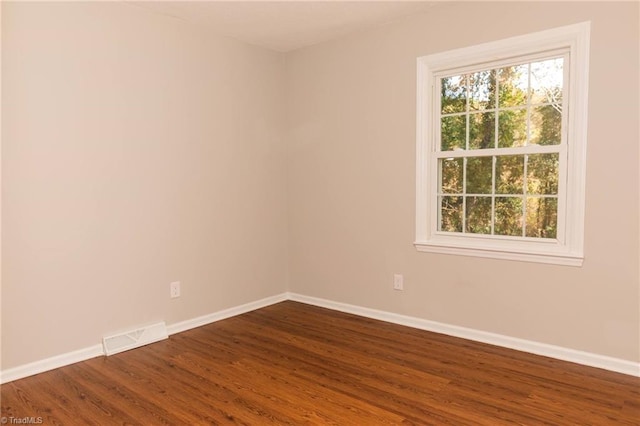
531;58;563;105
439;196;463;232
441;75;467;114
469;70;495;111
530;105;561;146
465;196;492;234
496;155;524;194
495;197;523;236
527;153;559;195
441;115;466;151
498;109;527;148
440;158;463;194
469;112;495;149
498;64;528;108
466;156;493;194
526;197;557;238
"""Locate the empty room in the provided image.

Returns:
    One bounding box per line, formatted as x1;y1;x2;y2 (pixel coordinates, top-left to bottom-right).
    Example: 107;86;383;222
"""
1;1;639;424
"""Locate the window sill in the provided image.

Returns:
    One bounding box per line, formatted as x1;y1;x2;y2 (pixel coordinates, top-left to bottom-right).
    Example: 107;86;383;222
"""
414;240;584;266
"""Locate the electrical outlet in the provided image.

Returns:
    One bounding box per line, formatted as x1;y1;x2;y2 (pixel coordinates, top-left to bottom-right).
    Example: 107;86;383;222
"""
170;281;181;298
393;274;404;291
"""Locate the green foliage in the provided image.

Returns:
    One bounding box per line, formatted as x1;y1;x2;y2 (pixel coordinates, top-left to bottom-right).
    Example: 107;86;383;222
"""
465;197;492;234
441;76;466;114
441;116;465;151
531;101;562;145
440;196;462;232
495;197;523;236
438;58;563;238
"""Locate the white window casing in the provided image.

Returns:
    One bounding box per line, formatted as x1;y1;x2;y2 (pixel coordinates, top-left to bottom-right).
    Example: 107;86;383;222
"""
415;22;590;266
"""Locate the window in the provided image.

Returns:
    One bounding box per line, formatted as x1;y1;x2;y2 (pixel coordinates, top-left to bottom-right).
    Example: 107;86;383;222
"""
415;23;590;266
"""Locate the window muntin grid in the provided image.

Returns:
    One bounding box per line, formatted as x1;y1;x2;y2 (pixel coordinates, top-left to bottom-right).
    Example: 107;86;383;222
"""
434;53;567;240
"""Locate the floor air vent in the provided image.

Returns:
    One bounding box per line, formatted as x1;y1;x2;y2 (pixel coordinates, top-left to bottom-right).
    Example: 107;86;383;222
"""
102;322;168;356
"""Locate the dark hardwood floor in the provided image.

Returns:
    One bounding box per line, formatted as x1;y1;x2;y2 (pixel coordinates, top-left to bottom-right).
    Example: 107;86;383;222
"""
2;301;639;425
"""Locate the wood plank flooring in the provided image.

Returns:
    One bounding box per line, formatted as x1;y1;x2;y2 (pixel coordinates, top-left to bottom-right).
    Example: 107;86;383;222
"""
2;301;639;425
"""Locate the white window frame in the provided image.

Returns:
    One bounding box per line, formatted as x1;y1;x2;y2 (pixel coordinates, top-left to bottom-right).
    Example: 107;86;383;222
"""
415;22;590;266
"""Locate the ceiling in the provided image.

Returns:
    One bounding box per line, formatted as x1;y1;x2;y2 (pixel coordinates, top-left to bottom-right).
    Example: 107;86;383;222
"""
129;1;437;52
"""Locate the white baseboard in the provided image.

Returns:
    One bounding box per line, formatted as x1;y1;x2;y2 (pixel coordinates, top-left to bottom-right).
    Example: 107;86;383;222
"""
166;293;288;335
0;344;104;384
2;291;637;384
286;292;640;378
1;293;289;384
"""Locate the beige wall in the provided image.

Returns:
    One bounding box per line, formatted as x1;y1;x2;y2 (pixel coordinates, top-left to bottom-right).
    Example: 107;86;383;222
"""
2;2;288;369
2;1;639;372
286;1;640;362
